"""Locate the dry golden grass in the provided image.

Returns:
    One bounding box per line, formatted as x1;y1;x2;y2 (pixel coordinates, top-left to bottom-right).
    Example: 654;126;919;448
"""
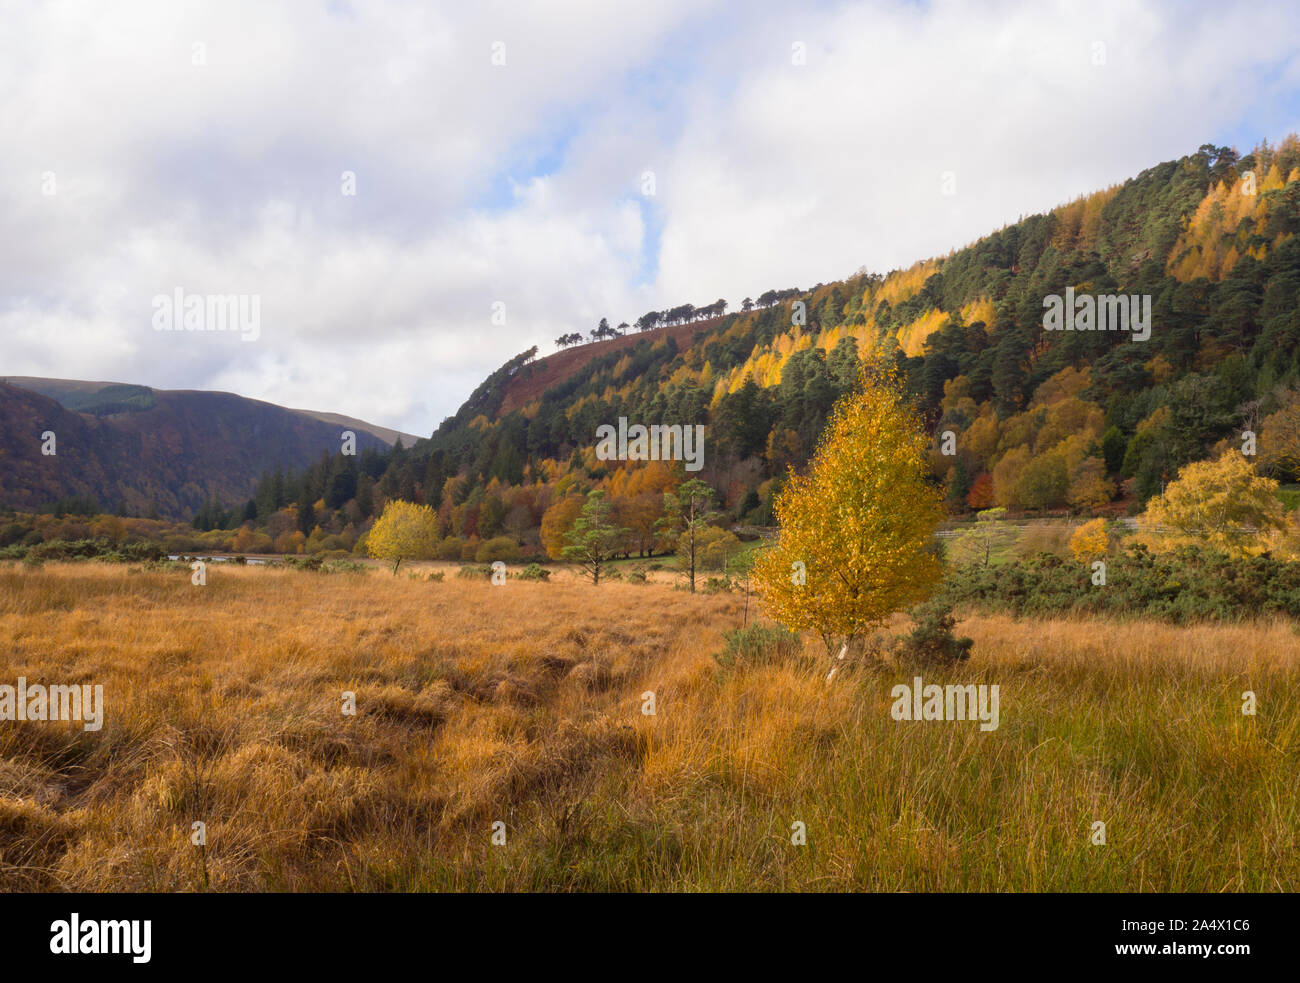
0;562;1296;891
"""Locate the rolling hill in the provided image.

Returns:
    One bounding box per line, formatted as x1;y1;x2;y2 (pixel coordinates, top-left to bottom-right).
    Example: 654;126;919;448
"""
0;378;419;518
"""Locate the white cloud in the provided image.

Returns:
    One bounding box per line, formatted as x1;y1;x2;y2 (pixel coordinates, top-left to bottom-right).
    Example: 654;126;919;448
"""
2;0;1298;434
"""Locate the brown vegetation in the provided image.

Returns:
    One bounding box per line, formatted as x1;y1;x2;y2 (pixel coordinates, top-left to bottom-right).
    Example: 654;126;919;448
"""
0;563;1296;891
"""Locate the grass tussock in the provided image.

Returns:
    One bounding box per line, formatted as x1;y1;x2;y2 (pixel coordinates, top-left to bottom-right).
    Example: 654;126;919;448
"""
0;562;1296;891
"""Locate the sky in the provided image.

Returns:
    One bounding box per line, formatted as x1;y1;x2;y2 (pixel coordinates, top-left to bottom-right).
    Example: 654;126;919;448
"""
3;0;1300;437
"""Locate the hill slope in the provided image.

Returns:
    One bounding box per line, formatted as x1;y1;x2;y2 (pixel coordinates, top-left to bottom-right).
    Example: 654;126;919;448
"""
402;138;1300;524
0;379;412;517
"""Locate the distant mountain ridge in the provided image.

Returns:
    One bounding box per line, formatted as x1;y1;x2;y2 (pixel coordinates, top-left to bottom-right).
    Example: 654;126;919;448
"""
0;377;420;518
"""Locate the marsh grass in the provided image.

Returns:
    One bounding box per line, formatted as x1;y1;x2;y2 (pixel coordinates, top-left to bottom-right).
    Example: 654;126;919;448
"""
0;563;1295;891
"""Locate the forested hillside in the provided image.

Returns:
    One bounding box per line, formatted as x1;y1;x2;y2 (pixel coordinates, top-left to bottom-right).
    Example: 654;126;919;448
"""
0;381;402;518
224;139;1297;562
19;140;1297;561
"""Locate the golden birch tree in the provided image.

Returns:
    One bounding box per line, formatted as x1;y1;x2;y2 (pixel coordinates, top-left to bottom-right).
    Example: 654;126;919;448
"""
367;499;438;574
752;367;945;653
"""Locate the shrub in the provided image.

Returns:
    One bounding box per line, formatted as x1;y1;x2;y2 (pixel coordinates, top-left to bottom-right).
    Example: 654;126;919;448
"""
475;536;522;564
714;623;803;668
514;563;550;581
1069;518;1110;562
938;543;1300;623
456;565;493;580
703;575;735;593
697;528;743;571
893;599;974;665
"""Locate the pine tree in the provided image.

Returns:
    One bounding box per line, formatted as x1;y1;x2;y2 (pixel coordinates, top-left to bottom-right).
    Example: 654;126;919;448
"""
561;490;628;585
656;478;720;593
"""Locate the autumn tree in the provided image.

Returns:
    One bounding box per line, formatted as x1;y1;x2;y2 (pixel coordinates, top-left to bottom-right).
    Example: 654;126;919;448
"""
1067;456;1116;511
948;506;1019;567
540;495;584;559
561;490;628;585
966;471;994;510
504;504;532;544
366;499;438;574
1259;388;1300;481
1068;518;1110;562
992;446;1031;508
752;368;945;654
1141;451;1286;557
656;478;720;592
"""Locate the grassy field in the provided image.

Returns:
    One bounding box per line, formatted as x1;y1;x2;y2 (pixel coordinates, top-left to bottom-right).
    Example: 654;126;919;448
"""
1;562;1296;891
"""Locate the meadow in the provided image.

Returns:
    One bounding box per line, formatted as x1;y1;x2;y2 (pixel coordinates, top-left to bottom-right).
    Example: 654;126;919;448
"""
0;561;1296;891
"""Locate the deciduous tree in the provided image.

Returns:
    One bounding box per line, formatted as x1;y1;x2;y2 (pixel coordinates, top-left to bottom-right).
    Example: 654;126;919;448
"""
1141;452;1286;557
367;499;438;574
752;368;945;653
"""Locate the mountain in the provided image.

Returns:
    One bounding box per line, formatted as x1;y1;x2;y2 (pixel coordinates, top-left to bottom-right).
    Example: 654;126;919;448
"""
8;138;1300;540
394;138;1300;527
0;378;420;518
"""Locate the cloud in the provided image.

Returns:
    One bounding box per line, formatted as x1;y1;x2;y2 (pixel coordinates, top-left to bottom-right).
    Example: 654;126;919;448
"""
2;0;1299;434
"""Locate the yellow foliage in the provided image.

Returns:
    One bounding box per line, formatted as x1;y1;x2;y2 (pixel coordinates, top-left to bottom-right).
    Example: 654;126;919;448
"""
1031;366;1090;408
1258;389;1300;480
960;296;996;330
896;308;947;357
539;495;584;560
1067;457;1115;510
1166;159;1299;281
1069;518;1110;562
752;369;944;651
992;446;1031;508
366;500;438;573
1141;452;1286;557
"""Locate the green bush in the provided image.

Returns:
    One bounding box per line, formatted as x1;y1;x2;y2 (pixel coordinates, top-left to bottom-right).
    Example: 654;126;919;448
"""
475;536;522;563
456;564;493;580
939;544;1300;623
514;563;550;581
436;537;465;561
893;599;974;665
714;623;803;668
1;538;167;564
